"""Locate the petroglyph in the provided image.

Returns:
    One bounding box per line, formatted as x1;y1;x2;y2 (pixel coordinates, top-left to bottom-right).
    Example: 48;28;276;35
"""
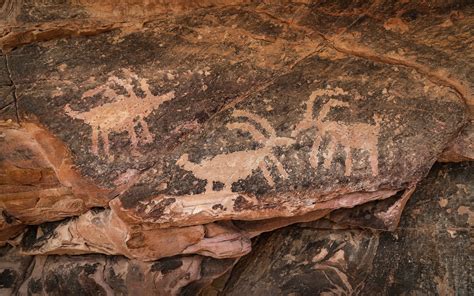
311;231;379;295
177;110;295;192
64;69;175;158
293;88;381;176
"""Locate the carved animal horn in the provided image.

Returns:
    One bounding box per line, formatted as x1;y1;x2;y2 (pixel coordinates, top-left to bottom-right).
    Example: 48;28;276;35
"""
64;104;81;119
226;122;267;143
231;110;277;138
292;88;350;137
108;74;135;98
292;91;318;137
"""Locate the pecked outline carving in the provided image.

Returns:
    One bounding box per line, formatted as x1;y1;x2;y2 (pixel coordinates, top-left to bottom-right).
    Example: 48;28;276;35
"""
292;87;381;176
65;69;175;158
177;110;295;192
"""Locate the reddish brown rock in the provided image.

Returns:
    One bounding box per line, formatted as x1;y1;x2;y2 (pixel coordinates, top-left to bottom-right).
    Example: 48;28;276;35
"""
19;209;251;260
0;121;116;244
0;213;24;246
439;121;474;162
0;244;236;295
2;0;470;231
0;119;146;248
0;1;472;294
222;162;473;295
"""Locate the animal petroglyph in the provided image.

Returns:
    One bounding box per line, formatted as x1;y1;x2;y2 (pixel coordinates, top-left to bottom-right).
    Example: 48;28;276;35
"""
65;69;175;157
177;110;295;192
292;88;381;176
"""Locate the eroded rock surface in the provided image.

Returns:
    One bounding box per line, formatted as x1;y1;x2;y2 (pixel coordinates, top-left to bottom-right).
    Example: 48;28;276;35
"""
20;209;251;260
0;244;236;295
0;0;472;294
2;0;469;232
223;162;473;295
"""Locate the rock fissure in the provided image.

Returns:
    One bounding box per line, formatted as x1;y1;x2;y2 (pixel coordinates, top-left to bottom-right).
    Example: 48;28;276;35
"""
253;9;473;114
3;54;19;123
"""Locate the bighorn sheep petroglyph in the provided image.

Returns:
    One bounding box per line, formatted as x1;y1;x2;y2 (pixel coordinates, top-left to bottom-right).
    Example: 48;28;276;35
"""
177;110;295;192
292;88;381;176
65;69;175;158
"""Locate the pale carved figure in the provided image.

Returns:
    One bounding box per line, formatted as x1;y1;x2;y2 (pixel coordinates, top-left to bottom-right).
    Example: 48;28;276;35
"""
311;230;379;295
177;110;295;192
65;69;175;158
292;88;381;176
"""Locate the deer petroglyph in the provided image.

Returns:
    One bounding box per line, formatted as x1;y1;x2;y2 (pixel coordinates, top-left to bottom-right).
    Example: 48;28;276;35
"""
65;69;175;158
292;88;381;176
177;110;295;192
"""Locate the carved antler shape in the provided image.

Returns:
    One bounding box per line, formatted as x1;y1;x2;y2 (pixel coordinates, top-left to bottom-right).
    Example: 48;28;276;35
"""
225;109;278;144
232;110;277;138
292;88;350;137
80;69;145;101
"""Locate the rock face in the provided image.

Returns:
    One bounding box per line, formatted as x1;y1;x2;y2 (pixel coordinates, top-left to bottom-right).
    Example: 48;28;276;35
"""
0;244;236;295
0;0;473;295
222;162;473;295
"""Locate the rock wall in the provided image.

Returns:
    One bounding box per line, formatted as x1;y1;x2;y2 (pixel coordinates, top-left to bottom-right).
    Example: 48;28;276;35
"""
0;0;472;295
222;162;473;295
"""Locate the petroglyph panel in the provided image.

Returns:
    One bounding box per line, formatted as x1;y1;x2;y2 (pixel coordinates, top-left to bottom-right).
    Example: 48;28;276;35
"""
7;2;469;227
114;51;466;227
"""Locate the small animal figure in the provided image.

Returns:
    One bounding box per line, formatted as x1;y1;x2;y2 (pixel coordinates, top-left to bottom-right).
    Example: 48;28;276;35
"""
65;69;175;158
177;110;295;192
292;88;381;176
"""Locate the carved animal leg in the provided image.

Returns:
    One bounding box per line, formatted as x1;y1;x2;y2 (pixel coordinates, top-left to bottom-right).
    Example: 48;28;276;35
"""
102;132;110;157
128;126;139;151
259;162;275;187
91;128;99;155
323;140;336;170
369;147;379;176
310;136;322;168
267;154;288;179
344;146;352;176
205;180;214;192
138;118;153;143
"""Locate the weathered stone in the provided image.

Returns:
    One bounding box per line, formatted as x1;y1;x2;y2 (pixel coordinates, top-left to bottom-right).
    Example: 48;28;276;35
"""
439;121;474;162
0;244;236;295
19;209;251;260
0;54;16;122
0;0;469;229
0;1;472;294
0;121;114;244
223;162;473;295
4;4;466;230
113;56;464;228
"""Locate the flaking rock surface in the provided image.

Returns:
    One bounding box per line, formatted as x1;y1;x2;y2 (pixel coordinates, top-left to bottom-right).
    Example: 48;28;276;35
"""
223;162;474;295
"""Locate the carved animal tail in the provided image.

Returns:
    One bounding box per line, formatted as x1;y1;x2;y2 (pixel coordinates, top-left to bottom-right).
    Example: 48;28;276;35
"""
64;104;83;119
